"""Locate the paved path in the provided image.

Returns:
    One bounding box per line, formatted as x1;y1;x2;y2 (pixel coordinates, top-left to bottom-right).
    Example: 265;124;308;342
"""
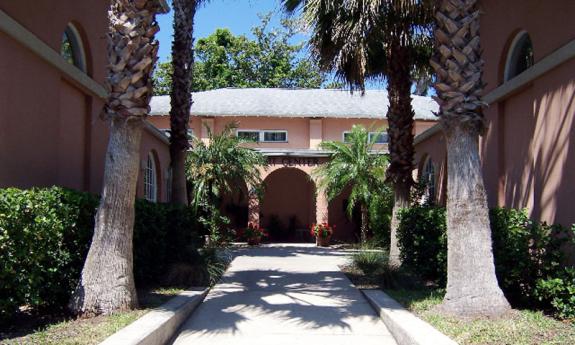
170;244;397;345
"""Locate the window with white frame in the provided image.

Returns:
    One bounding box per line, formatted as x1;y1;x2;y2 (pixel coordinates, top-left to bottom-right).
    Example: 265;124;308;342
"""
421;157;436;203
237;130;288;143
262;130;287;142
369;132;388;144
343;131;388;144
504;31;534;82
343;131;353;143
144;153;158;202
237;130;260;142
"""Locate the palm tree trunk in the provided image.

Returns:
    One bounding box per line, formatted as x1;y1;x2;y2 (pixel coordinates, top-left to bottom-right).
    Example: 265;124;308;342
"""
70;0;162;316
360;203;369;243
432;0;510;317
389;180;410;266
440;125;510;316
69;118;143;315
386;41;415;266
169;0;197;205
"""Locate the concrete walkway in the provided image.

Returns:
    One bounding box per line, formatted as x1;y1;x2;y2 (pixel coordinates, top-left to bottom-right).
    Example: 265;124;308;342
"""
170;244;397;345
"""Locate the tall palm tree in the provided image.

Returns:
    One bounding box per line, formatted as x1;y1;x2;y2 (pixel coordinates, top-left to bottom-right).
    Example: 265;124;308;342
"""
70;0;165;316
187;122;267;242
431;0;510;316
169;0;208;205
283;0;434;265
313;125;388;243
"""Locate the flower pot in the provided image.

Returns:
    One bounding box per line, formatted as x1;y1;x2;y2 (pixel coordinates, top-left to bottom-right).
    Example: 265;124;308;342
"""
247;237;261;246
316;235;331;247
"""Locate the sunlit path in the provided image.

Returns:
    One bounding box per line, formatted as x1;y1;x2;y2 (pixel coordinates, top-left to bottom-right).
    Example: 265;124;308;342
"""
170;244;397;345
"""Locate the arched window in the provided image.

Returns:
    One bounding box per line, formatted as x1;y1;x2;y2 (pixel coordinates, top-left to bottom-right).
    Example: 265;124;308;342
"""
504;31;534;81
421;157;436;203
61;24;87;72
144;153;158;202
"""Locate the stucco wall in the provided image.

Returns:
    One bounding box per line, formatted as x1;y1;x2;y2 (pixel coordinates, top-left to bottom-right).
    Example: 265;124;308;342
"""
414;0;575;228
136;126;171;202
0;1;170;202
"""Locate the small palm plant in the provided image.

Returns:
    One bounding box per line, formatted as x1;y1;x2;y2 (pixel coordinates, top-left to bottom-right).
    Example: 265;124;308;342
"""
187;122;267;244
313;125;389;243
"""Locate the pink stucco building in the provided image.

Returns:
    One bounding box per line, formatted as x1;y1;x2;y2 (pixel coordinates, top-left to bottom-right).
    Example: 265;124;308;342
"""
414;0;575;229
149;88;438;241
0;0;172;202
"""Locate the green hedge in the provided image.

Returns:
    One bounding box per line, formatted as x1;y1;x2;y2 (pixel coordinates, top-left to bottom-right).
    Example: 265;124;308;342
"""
397;205;575;319
0;187;200;321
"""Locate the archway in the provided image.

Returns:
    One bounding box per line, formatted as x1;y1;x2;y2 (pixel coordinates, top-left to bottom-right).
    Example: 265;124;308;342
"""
261;167;316;242
220;178;249;230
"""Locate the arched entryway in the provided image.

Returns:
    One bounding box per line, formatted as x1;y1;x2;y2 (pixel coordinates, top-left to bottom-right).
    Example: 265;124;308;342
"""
260;167;316;242
220;178;249;230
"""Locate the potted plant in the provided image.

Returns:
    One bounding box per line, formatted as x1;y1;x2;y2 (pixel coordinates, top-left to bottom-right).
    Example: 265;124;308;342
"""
245;222;267;246
311;223;334;247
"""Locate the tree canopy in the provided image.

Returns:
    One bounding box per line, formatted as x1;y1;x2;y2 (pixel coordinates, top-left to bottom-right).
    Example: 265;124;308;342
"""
153;14;328;95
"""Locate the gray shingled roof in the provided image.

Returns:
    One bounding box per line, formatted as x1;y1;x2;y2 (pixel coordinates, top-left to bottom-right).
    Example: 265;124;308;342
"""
149;88;439;120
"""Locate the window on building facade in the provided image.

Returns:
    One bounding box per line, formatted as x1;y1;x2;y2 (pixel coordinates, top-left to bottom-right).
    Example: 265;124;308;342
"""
237;130;288;143
237;130;260;142
262;130;287;142
60;24;87;72
343;131;388;144
421;157;436;204
504;31;534;81
144;153;158;202
369;132;389;144
343;131;353;143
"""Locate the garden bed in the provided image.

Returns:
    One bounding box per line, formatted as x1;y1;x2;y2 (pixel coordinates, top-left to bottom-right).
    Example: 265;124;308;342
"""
341;263;575;345
0;287;183;345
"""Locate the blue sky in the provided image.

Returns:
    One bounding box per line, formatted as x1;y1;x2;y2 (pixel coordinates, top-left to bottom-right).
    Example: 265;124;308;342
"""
155;0;388;89
156;0;291;63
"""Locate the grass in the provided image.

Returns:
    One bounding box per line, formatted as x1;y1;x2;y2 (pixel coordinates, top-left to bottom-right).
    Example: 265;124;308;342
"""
341;251;575;345
385;288;575;345
1;287;184;345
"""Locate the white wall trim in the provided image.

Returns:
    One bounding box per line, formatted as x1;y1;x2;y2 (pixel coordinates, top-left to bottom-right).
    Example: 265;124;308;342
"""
144;120;170;145
0;9;107;99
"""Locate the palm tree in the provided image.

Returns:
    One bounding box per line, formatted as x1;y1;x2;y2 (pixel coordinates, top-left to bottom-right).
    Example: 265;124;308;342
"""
314;125;388;243
70;0;164;316
187;122;267;243
431;0;510;316
169;0;209;205
283;0;434;265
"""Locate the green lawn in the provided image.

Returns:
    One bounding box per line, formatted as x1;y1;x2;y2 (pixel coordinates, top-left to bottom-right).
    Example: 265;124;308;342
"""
1;287;184;345
385;288;575;345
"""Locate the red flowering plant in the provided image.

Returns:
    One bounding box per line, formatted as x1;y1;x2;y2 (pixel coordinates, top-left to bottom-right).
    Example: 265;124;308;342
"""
310;223;334;239
244;222;268;241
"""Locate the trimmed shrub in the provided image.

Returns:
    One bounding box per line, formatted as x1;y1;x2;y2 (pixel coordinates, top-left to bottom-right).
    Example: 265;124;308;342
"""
396;205;575;318
0;187;201;321
0;188;97;319
397;205;447;285
490;208;571;306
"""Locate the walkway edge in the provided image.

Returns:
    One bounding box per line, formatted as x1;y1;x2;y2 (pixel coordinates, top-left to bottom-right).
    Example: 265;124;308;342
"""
362;289;458;345
99;288;209;345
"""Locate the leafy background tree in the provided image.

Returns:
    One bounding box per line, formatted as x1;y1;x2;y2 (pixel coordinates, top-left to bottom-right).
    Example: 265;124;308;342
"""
154;13;328;94
313;125;389;243
186;122;267;244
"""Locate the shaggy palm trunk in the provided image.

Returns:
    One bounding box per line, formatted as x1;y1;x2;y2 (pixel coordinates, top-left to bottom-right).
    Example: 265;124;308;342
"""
432;0;510;317
70;0;162;316
360;203;369;243
69;119;143;315
386;41;415;267
169;0;196;205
